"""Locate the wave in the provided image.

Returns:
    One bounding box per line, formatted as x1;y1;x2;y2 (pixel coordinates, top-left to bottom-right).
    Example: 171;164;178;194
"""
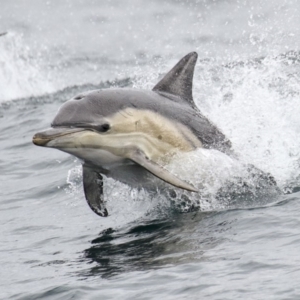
0;32;55;102
0;32;133;103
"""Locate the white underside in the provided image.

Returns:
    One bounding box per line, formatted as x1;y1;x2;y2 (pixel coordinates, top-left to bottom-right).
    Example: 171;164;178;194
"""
58;146;130;170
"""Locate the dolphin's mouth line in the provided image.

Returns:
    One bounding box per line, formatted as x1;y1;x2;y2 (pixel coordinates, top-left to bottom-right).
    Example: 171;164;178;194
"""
32;127;88;146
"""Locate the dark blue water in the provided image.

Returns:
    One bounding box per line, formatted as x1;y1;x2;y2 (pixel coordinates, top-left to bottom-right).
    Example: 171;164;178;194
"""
1;0;300;299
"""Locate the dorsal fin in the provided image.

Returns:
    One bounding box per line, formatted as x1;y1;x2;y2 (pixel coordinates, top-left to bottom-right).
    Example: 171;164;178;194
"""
152;52;198;106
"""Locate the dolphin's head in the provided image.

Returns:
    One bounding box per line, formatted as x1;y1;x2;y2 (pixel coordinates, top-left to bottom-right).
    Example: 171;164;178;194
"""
32;90;133;168
50;90;121;129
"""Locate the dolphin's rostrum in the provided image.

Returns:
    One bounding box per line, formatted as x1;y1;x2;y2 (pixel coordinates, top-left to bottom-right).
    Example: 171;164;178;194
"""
33;52;231;217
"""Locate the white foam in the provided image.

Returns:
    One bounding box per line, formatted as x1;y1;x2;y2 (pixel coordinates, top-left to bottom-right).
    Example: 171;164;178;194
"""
0;32;54;102
193;55;300;189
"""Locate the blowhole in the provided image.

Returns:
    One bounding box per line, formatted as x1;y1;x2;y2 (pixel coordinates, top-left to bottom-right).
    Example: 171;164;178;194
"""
74;95;84;100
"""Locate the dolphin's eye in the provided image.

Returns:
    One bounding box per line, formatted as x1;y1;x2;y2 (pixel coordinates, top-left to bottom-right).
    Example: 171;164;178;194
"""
97;123;110;132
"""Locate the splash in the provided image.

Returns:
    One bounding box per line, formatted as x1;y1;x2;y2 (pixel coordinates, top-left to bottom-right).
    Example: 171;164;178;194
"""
0;32;54;102
65;164;169;224
193;52;300;191
165;149;280;212
65;164;83;197
64;149;280;218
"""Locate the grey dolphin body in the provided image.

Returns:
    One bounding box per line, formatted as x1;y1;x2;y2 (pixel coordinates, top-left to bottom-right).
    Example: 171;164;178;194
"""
33;52;232;217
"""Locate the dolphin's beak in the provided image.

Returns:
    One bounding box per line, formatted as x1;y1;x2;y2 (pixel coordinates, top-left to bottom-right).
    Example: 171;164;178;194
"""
32;128;86;147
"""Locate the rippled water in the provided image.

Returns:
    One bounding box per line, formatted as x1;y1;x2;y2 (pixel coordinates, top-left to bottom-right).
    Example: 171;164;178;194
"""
1;0;300;299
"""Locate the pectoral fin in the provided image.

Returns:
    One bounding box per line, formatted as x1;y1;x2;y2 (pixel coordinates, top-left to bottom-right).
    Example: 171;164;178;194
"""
126;148;198;192
82;164;108;217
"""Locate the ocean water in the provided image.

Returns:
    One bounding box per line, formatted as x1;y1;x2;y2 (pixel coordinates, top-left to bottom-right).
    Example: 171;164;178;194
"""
1;0;300;299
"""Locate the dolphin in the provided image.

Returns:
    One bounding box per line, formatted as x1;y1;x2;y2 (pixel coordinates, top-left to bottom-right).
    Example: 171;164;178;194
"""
33;52;232;217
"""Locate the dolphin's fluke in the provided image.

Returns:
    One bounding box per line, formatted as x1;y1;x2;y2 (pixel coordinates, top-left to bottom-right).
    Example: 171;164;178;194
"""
126;148;198;193
152;52;198;106
82;165;108;217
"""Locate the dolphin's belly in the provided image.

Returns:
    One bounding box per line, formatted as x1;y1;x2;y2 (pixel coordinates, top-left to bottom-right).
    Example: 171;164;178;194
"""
67;148;128;169
76;148;173;191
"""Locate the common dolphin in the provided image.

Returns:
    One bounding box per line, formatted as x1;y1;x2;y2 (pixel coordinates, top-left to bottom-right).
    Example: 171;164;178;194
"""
33;52;232;217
